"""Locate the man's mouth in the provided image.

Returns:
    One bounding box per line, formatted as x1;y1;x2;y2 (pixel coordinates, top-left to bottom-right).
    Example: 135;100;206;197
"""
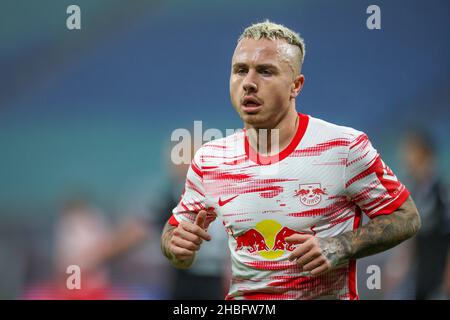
241;96;262;113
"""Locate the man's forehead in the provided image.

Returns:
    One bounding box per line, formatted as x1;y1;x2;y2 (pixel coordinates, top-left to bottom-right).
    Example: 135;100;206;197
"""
232;38;298;66
232;38;279;61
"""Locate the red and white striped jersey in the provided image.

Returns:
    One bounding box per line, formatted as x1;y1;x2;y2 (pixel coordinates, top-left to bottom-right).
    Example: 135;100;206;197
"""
169;113;409;300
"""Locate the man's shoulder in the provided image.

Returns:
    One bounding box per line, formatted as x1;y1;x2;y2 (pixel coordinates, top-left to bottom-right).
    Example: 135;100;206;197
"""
307;114;365;142
195;130;245;158
202;130;245;148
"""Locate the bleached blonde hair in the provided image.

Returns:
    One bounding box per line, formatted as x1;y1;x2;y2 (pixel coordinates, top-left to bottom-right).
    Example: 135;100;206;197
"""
238;20;306;66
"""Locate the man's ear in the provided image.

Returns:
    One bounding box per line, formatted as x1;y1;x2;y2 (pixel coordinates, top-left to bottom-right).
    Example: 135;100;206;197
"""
291;74;305;98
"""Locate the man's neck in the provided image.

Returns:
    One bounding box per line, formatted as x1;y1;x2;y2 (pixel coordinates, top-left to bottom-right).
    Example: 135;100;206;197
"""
245;107;299;156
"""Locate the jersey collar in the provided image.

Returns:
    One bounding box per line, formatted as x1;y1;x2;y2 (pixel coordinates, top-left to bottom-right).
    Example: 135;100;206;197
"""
244;113;309;165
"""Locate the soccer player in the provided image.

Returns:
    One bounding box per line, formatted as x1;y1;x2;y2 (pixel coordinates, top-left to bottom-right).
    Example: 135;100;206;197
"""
160;21;421;300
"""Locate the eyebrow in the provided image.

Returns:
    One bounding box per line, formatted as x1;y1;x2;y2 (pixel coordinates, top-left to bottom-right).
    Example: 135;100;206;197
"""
232;63;279;70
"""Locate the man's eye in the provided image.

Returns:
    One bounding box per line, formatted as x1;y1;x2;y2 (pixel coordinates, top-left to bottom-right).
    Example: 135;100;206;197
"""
260;69;272;75
236;68;247;74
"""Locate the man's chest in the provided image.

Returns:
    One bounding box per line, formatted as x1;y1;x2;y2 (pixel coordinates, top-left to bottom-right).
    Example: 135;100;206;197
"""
202;159;348;234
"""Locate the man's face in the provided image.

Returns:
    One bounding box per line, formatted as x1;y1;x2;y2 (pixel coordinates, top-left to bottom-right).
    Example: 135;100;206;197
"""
229;38;303;128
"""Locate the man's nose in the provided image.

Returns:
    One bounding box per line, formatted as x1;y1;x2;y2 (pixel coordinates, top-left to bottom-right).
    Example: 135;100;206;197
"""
242;71;258;93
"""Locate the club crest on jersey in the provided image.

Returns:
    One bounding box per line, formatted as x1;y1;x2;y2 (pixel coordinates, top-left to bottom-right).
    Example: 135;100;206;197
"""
295;183;327;206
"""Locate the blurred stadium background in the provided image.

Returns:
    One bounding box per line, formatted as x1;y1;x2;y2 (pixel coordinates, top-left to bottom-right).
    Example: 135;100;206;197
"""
0;0;449;299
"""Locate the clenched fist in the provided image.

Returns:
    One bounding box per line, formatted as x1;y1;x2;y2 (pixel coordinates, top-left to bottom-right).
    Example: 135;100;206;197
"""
163;210;216;268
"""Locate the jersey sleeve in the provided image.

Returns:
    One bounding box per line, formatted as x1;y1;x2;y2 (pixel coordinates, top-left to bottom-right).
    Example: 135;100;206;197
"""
169;148;207;226
344;132;410;218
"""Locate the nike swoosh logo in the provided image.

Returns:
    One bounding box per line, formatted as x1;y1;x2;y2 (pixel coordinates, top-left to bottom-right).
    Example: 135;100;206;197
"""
218;195;239;207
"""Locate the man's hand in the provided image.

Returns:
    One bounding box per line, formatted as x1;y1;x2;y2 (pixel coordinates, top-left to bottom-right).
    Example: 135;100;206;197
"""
286;196;421;276
162;210;214;269
286;234;346;276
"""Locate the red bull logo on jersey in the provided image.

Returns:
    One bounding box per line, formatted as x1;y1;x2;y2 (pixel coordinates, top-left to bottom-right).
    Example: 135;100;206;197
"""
235;229;270;253
272;226;307;251
295;183;327;206
232;220;315;259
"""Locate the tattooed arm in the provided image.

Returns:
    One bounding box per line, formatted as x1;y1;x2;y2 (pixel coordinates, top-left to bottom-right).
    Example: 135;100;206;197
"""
161;221;194;269
161;210;212;269
287;196;421;275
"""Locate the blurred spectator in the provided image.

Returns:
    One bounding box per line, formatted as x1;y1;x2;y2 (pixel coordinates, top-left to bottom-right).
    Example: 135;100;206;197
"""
384;129;450;299
23;195;150;299
154;140;230;300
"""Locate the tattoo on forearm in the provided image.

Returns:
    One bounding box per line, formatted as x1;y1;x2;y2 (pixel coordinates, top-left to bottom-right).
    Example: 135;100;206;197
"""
161;221;196;269
161;221;175;259
317;237;352;268
319;196;421;267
